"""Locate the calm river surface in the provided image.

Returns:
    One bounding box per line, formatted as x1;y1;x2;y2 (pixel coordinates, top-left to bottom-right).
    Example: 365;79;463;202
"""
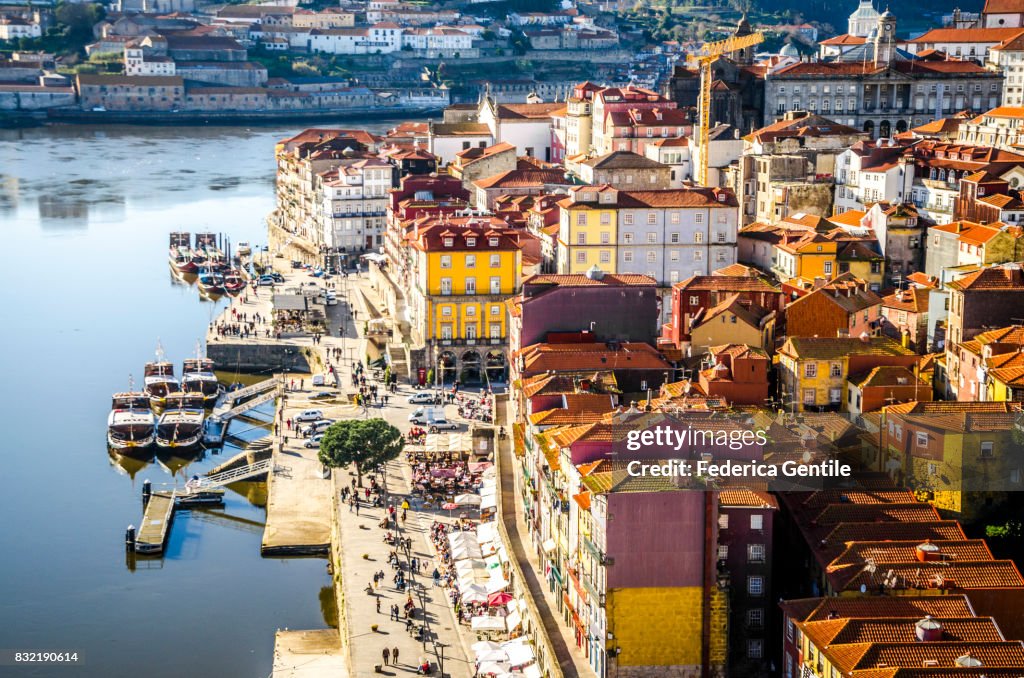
0;122;392;677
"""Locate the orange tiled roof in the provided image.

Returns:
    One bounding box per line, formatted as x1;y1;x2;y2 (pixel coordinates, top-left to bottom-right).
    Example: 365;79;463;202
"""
781;595;975;623
828;641;1024;674
811;502;939;526
946;265;1024;291
803;616;1004;648
821;521;967;551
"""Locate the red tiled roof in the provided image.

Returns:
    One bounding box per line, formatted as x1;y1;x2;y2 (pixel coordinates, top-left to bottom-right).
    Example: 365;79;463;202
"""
522;273;657;287
946;265;1024;291
517;341;671;374
781;595;976;623
473;169;569;190
909;27;1024;43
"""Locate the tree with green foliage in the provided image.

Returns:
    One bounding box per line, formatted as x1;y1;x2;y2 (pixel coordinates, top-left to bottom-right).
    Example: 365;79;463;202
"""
318;418;404;486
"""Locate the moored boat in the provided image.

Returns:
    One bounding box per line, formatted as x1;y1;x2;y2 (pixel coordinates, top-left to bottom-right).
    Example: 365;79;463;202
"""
144;345;179;409
197;268;225;295
223;269;245;294
155;398;205;450
182;356;221;405
169;232;197;273
107;390;156;450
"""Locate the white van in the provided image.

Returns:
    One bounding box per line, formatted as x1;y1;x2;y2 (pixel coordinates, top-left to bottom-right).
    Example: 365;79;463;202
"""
312;374;326;387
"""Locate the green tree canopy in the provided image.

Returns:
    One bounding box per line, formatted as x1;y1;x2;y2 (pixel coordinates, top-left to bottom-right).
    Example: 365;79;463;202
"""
318;418;404;484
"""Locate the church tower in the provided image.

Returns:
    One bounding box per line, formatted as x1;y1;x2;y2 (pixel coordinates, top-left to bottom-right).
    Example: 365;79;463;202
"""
873;10;897;66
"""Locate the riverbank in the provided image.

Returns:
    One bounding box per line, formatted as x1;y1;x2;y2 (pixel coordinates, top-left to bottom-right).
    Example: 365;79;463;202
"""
0;105;442;129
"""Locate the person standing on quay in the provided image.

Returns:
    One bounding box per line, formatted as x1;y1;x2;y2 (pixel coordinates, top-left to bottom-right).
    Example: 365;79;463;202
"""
381;647;390;666
392;647;399;666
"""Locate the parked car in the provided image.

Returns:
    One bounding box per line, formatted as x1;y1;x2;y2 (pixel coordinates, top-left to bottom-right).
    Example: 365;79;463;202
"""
426;417;458;432
304;434;325;448
294;409;324;422
300;419;335;437
308;391;334;400
407;392;436;404
271;272;284;283
257;275;276;286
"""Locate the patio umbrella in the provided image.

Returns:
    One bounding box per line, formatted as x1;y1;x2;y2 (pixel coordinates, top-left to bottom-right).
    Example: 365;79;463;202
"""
476;648;509;664
461;583;488;604
455;493;482;506
476;660;510;676
441;501;459;516
487;591;513;607
472;640;501;655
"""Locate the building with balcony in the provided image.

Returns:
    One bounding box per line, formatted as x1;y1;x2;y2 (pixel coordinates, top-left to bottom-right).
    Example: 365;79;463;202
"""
407;223;521;385
316;157;395;267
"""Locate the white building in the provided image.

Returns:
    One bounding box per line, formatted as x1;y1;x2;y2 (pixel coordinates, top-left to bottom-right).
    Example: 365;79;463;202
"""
308;23;402;55
957;106;1024;149
478;98;562;162
982;0;1024;28
903;26;1024;62
401;27;476;58
990;33;1024;106
0;16;41;41
644;136;691;188
124;47;176;77
834;140;907;214
317;157;395;263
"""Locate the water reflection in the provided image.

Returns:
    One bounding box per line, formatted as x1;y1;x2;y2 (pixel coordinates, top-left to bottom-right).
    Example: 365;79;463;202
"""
0;121;397;678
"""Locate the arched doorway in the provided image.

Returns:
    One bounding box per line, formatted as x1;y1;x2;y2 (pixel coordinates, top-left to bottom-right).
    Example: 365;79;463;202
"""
863;120;875;137
485;350;506;386
460;350;482;385
895;119;908;133
437;350;457;388
879;120;891;138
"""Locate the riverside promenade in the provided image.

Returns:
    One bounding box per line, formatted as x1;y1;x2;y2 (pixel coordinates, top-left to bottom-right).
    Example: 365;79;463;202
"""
335;455;475;677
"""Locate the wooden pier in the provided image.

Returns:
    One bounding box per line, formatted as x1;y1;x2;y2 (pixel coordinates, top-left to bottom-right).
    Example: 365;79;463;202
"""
135;491;176;554
128;461;270;554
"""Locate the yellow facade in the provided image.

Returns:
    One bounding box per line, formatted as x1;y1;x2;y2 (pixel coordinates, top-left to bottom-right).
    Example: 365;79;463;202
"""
607;587;706;668
778;353;849;411
793;241;838;279
558;204;617;274
842;257;884;290
420;247;520;341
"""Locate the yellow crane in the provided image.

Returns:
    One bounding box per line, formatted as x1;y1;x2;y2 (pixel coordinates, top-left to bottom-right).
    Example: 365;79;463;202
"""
693;30;764;186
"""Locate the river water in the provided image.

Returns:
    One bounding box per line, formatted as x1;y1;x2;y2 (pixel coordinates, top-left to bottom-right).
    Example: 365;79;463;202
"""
0;122;391;677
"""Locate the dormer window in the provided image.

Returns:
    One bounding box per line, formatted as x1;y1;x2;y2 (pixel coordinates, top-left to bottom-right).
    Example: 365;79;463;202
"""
466;237;476;247
489;237;499;247
444;237;453;247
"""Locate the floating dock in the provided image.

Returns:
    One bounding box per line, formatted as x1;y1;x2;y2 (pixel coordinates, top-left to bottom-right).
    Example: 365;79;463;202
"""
128;461;272;554
135;491;176;554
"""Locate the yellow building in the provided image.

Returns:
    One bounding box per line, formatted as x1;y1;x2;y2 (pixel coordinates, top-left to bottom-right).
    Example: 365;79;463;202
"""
883;402;1021;519
410;224;520;384
772;232;837;282
777;336;915;411
989;365;1024;402
556;185;618;274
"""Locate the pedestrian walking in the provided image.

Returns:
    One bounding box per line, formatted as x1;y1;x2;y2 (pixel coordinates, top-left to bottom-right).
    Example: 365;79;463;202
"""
392;647;398;665
432;568;440;587
376;597;381;614
382;648;390;666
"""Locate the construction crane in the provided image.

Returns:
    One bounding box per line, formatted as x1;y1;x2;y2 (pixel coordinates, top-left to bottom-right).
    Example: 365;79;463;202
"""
694;30;764;186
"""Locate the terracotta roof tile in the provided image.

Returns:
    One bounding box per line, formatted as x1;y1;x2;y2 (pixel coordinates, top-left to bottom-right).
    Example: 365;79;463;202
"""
781;595;975;623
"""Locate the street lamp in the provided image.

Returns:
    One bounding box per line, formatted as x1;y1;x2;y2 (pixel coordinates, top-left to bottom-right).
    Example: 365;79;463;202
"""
433;641;446;677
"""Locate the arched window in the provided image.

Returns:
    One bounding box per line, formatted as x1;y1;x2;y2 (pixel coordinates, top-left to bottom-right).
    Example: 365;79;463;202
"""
938;169;946;181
